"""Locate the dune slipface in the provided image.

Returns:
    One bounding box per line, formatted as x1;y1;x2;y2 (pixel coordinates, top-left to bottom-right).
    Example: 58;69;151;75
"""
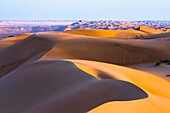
0;60;147;113
0;35;53;77
0;29;170;113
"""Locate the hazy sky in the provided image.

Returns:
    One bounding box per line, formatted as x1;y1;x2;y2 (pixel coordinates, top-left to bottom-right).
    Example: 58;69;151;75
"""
1;0;170;21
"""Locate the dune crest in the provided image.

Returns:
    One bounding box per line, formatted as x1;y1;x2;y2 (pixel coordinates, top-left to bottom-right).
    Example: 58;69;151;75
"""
35;32;170;65
0;35;53;76
72;60;170;113
0;60;147;113
139;26;165;35
64;29;148;39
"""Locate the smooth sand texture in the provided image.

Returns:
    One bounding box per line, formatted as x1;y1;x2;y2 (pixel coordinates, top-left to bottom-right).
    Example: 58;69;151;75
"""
0;33;34;50
140;26;165;35
0;60;147;113
35;32;170;65
1;33;34;41
0;35;53;76
128;63;170;82
71;60;170;113
64;29;148;39
0;29;170;113
135;32;170;39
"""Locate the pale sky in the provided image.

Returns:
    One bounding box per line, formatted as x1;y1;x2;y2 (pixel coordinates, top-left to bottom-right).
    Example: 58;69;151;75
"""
1;0;170;21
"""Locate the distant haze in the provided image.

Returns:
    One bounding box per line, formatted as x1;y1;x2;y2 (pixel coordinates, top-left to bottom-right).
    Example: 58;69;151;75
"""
1;0;170;21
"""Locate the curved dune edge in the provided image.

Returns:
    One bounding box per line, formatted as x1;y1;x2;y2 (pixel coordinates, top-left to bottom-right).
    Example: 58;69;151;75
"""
140;26;165;35
0;33;35;50
35;32;170;65
0;31;170;113
0;31;170;76
1;33;34;41
0;35;54;77
70;59;170;113
0;60;148;113
135;32;170;39
63;29;149;39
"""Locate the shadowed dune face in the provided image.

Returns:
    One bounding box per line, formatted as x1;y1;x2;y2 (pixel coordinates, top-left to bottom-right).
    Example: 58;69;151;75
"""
0;35;54;77
72;60;170;113
0;60;147;113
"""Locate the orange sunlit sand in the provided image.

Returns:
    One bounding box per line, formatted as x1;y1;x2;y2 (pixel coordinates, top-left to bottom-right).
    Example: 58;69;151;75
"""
0;26;170;113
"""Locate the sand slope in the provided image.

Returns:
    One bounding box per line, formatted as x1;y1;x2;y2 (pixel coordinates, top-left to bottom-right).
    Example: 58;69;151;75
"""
0;33;34;50
135;32;170;40
0;35;53;76
0;60;147;113
34;32;170;65
64;29;148;39
71;60;170;113
0;31;169;113
1;32;169;66
139;26;165;35
128;63;170;82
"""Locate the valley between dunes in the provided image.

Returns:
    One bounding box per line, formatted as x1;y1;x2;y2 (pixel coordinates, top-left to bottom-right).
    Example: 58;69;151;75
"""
0;27;170;113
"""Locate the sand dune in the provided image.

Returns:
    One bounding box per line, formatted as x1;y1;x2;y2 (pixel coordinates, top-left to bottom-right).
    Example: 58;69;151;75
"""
0;30;170;113
135;32;170;40
35;32;170;65
64;29;148;39
71;60;170;113
128;63;170;82
1;33;34;41
0;33;34;50
1;32;170;66
0;60;147;113
139;26;165;35
0;34;53;76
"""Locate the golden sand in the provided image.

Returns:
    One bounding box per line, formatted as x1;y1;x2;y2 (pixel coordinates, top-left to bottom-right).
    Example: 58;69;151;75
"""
140;26;165;35
64;29;149;39
0;27;170;113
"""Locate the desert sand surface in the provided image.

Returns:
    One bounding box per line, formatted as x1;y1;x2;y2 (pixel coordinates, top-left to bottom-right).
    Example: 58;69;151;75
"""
72;60;170;113
135;32;170;40
0;27;170;113
128;63;170;82
64;29;148;39
36;32;170;65
0;33;34;49
139;26;165;35
0;60;148;113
